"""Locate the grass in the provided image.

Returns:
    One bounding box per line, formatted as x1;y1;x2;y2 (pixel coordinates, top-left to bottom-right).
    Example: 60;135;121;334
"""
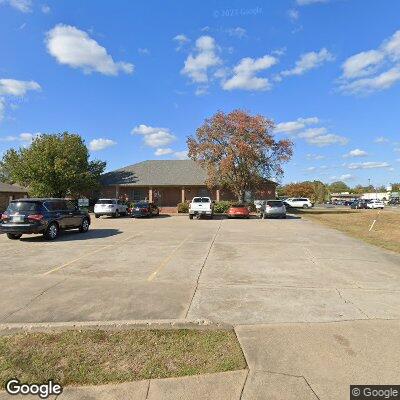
0;329;246;387
295;208;400;254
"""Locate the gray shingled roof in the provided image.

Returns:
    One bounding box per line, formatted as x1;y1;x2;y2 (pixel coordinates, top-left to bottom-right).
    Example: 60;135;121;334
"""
0;182;28;193
101;160;208;186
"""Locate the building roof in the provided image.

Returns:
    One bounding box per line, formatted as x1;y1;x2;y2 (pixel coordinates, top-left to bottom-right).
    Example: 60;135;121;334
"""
102;160;277;187
0;182;28;193
101;160;208;186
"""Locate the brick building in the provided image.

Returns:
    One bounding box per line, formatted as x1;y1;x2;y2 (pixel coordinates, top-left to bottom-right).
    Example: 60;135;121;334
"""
0;182;29;212
100;160;277;209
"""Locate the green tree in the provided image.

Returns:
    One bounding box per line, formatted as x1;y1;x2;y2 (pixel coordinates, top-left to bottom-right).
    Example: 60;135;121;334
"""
391;183;400;192
1;132;106;197
187;110;293;202
328;181;350;193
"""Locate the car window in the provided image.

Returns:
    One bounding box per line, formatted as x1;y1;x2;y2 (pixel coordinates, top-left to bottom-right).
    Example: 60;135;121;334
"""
66;201;76;211
193;198;202;203
232;204;245;207
136;202;149;208
97;199;116;204
7;201;41;212
267;201;283;207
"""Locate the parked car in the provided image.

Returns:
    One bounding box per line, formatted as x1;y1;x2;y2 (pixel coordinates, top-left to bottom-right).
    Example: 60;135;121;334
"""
94;199;128;218
260;200;287;219
0;198;90;240
130;201;160;218
350;200;368;209
189;197;214;219
227;204;250;219
284;198;313;209
366;199;385;209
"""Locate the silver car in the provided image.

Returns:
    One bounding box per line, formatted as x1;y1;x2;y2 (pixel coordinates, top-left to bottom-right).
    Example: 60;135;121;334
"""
261;200;287;219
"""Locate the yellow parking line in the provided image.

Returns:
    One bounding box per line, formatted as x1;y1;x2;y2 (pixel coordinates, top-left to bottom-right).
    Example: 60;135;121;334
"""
42;234;139;276
147;237;189;282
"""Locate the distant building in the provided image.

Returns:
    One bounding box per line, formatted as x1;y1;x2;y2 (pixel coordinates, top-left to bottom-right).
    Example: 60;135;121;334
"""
361;192;391;201
330;192;361;202
100;160;277;209
0;182;29;211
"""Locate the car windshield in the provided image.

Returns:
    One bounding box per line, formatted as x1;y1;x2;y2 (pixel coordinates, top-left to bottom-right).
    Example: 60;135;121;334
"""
97;199;116;204
193;198;210;203
7;201;40;212
267;201;283;207
135;202;149;208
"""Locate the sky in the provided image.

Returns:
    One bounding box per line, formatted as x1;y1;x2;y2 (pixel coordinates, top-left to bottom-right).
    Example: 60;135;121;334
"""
0;0;399;188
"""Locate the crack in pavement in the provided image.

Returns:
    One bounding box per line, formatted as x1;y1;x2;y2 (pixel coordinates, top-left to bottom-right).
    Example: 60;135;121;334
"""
184;219;223;319
335;288;371;319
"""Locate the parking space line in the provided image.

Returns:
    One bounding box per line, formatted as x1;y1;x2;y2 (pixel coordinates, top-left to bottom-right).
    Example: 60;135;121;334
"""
42;234;139;276
147;236;190;282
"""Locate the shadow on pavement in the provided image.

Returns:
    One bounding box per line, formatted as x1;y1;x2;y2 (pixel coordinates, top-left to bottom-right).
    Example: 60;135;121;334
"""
20;228;123;242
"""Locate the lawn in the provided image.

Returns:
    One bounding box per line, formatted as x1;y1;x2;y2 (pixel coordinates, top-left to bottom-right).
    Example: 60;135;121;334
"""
296;208;400;254
0;329;246;387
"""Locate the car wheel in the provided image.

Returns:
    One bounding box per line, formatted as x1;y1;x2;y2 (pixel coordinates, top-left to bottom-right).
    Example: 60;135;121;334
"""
79;218;90;233
113;210;120;218
189;214;193;220
95;214;100;219
282;215;287;219
44;222;59;240
7;233;22;240
303;204;309;209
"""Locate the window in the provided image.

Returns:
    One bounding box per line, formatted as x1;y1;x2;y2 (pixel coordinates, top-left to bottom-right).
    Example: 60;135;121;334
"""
7;201;40;212
97;199;116;204
267;201;283;207
66;201;76;211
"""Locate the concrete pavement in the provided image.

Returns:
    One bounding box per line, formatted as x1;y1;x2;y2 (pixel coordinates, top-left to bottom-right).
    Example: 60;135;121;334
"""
1;215;399;399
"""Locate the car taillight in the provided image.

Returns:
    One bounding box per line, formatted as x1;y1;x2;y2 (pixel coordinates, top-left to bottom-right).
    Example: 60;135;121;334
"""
27;214;44;221
142;208;149;212
1;213;9;221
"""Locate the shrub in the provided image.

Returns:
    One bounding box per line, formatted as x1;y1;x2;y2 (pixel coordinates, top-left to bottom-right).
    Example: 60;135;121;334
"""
177;202;189;213
213;201;233;214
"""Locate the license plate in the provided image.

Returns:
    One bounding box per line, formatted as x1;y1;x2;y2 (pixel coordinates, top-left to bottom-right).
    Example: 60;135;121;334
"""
12;215;24;222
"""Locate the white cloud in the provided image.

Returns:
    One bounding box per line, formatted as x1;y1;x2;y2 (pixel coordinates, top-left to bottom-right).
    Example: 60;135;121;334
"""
348;161;390;170
275;116;347;147
222;55;277;91
287;9;300;21
155;148;173;156
280;48;334;77
298;128;348;147
173;150;188;160
88;138;116;151
0;79;41;96
275;117;319;133
296;0;328;4
0;98;5;121
343;148;368;158
374;136;389;143
340;30;400;94
306;153;325;160
226;27;247;38
339;174;355;181
45;24;134;76
0;0;32;12
0;132;40;143
138;48;150;55
173;34;190;51
41;4;50;13
132;124;176;148
181;36;221;83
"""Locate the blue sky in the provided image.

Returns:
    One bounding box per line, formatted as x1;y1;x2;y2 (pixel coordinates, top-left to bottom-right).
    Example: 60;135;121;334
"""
0;0;399;187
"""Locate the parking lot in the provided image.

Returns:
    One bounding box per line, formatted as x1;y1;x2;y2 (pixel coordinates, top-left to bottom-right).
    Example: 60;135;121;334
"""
1;214;399;325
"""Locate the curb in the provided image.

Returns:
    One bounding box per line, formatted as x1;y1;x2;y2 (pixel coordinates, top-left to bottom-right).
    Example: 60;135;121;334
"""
0;319;233;335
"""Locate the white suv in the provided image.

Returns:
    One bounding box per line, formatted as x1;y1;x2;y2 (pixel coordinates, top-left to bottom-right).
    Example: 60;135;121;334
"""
94;199;128;218
366;199;385;209
284;197;313;209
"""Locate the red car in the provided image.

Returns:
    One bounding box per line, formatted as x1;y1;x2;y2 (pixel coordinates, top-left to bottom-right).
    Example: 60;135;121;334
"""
227;204;250;219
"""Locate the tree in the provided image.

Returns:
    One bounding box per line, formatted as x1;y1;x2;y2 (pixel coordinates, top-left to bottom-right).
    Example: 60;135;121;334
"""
1;132;106;197
328;181;349;193
391;183;400;192
281;180;329;204
187;110;293;202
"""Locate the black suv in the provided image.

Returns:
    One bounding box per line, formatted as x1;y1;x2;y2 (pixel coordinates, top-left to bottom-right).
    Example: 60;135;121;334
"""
0;198;90;240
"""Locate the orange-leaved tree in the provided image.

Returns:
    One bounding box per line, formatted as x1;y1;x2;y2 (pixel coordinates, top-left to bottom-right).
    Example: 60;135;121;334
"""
187;110;293;202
